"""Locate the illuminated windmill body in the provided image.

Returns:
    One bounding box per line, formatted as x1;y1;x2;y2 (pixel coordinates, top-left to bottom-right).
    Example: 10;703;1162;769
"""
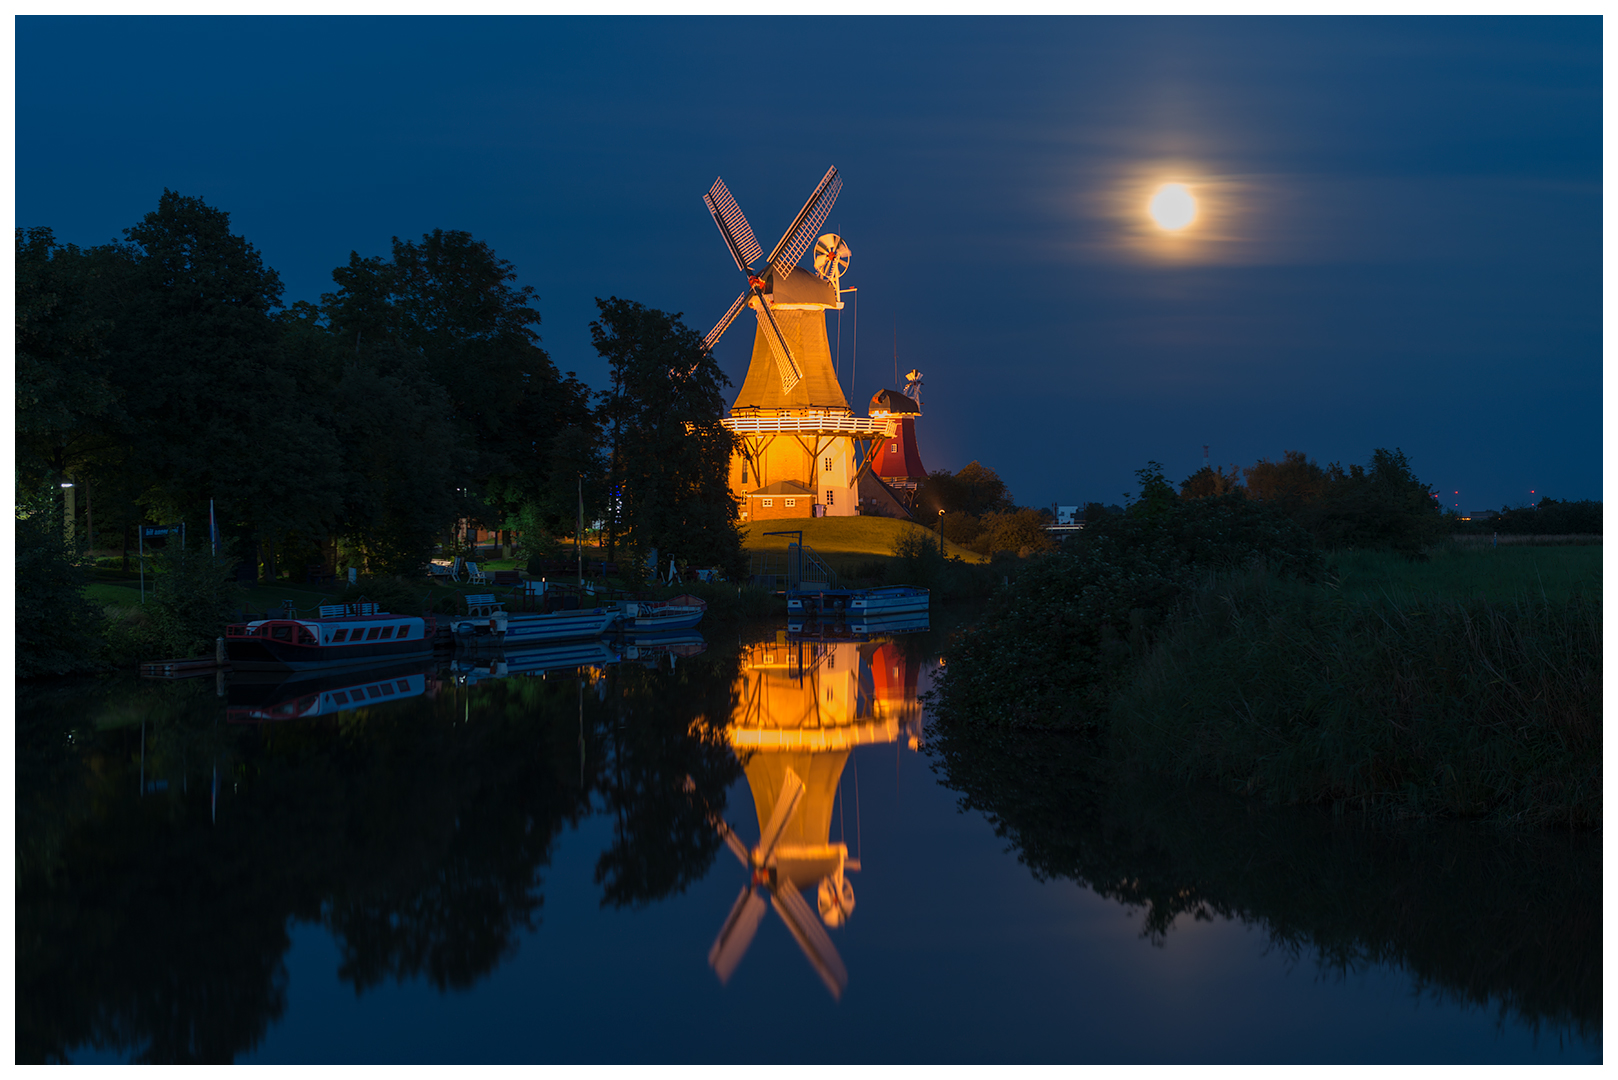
703;168;898;522
704;634;925;998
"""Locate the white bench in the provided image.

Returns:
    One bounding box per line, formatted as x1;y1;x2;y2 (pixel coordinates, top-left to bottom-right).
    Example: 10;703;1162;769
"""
464;593;506;617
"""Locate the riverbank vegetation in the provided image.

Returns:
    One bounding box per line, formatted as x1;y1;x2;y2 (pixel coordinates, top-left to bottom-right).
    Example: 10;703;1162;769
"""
928;455;1601;828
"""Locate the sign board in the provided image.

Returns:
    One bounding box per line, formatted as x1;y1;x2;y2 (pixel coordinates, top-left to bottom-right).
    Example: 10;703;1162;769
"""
140;525;174;541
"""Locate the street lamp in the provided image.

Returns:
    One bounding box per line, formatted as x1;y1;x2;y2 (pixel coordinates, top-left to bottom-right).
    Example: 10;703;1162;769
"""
938;509;945;556
60;480;75;546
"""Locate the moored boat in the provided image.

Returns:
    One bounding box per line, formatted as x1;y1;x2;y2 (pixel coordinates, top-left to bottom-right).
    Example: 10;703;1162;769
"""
848;585;930;617
226;660;436;723
451;603;621;646
617;594;708;632
223;603;435;672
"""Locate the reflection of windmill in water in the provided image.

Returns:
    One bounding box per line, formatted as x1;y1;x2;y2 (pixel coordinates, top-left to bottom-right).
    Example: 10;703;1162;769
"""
703;168;913;523
704;634;925;998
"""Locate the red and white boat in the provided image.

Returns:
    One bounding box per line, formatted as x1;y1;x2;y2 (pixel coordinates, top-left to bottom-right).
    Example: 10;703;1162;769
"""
224;602;436;672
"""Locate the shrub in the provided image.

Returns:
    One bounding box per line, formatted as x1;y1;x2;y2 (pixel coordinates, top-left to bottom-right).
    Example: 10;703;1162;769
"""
932;491;1322;732
146;545;245;658
16;512;105;678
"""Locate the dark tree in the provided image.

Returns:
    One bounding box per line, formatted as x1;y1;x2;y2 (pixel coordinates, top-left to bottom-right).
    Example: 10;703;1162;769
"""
591;297;742;577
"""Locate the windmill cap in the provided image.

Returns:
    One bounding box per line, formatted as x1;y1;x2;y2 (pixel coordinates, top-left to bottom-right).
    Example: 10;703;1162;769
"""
868;389;921;415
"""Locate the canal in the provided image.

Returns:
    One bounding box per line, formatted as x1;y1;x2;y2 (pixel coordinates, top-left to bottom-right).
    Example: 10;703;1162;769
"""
16;621;1600;1063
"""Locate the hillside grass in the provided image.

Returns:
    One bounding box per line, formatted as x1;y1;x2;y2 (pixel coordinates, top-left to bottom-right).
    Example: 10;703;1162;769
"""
742;516;986;562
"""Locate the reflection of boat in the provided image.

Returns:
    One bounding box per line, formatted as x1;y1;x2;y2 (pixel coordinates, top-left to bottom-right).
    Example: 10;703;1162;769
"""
224;603;436;672
450;639;619;684
617;594;707;631
787;612;931;639
786;584;929;617
226;659;436;723
620;629;707;664
701;631;928;997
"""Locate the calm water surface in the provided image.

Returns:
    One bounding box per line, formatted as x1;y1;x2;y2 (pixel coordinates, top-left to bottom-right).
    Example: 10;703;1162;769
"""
17;621;1600;1063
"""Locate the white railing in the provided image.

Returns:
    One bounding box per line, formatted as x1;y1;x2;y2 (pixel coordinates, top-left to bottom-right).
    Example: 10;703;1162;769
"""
721;414;896;437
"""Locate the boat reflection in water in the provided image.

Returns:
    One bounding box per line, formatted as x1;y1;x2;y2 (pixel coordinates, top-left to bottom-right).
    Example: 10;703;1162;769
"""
225;660;441;724
705;617;927;999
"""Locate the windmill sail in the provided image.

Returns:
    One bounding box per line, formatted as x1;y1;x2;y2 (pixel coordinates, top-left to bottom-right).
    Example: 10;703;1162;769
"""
705;291;750;351
755;298;803;394
704;178;764;273
767;166;842;278
772;880;849;999
709;885;769;984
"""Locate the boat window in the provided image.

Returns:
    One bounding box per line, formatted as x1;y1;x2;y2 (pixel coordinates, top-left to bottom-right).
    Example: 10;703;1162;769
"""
298;628;317;645
366;627;382;641
396;680;411;692
331;691;349;705
367;685;383;699
379;626;394;640
331;629;348;643
271;625;292;641
396;625;410;639
380;682;394;695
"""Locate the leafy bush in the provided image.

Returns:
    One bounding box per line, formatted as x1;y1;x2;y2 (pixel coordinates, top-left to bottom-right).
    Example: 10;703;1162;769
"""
932;490;1322;732
16;511;105;678
338;575;439;617
146;545;245;657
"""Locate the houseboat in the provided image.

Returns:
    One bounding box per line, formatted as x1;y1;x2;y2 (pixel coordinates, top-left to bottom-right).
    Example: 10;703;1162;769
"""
223;603;436;672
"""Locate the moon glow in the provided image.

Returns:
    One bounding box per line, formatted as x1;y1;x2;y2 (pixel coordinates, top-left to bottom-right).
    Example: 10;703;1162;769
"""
1148;183;1197;231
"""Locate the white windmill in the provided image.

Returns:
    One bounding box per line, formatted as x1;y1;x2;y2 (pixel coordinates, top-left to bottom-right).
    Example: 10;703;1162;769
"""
707;765;857;1000
703;168;846;396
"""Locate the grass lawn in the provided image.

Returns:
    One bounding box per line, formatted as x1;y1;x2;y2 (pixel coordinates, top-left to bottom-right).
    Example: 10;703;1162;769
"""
1328;541;1601;606
741;516;986;563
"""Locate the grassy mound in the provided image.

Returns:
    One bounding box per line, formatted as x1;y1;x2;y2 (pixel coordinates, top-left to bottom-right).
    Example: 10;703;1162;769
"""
741;516;986;562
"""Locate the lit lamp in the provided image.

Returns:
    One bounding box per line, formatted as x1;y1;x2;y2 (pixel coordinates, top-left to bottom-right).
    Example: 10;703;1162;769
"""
938;509;945;556
60;480;74;546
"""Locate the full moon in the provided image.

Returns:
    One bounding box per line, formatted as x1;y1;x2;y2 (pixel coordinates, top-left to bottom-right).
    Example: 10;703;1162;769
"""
1148;183;1197;231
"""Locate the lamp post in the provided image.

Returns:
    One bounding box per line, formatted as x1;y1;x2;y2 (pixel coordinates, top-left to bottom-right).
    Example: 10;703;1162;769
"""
60;480;74;547
938;509;945;556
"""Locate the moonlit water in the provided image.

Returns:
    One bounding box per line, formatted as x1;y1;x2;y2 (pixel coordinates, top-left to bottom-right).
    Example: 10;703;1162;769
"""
18;625;1599;1064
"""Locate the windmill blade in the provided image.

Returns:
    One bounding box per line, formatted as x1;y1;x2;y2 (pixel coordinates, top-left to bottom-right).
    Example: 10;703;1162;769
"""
704;291;751;352
709;885;768;985
705;179;764;274
715;817;751;866
756;766;807;863
767;166;842;278
771;879;849;1000
753;295;803;395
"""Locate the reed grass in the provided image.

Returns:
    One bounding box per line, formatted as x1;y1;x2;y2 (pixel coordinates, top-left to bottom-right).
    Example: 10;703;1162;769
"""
1107;566;1601;827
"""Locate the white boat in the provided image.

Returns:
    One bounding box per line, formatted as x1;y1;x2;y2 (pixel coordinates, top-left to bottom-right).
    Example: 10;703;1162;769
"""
618;594;707;631
451;604;619;646
452;639;619;684
848;586;930;617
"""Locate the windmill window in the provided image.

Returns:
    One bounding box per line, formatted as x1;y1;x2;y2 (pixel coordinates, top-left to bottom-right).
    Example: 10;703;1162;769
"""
823;457;832;472
826;490;834;506
761;498;773;507
784;498;796;508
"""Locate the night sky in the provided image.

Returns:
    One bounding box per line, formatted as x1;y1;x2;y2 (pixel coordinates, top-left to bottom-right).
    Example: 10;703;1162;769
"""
15;17;1601;514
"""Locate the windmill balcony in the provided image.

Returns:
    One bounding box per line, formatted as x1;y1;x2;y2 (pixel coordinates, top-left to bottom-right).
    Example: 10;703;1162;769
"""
721;414;896;437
